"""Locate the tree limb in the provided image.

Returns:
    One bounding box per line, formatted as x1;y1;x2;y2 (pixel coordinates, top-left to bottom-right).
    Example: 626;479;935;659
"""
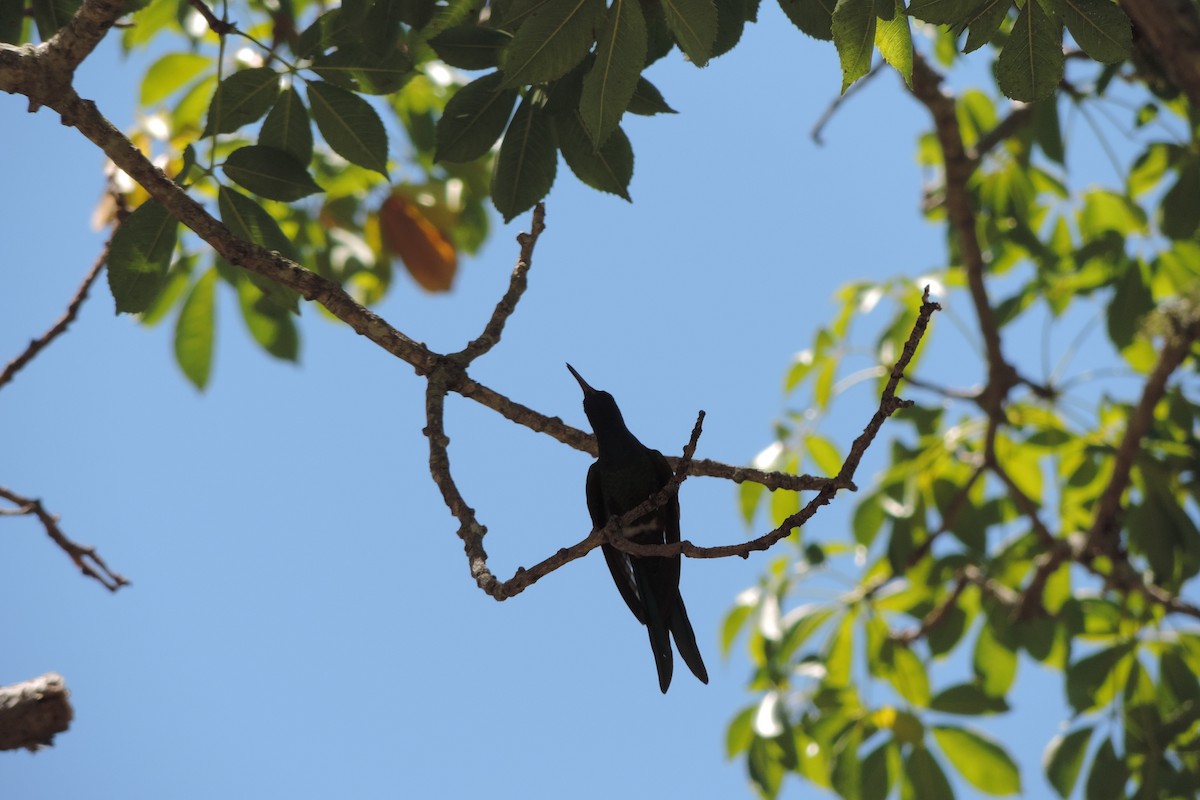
1119;0;1200;109
0;673;73;752
0;487;129;591
0;241;108;392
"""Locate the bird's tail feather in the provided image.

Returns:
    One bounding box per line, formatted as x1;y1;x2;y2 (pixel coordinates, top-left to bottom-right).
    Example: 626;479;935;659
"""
670;598;709;685
632;562;675;693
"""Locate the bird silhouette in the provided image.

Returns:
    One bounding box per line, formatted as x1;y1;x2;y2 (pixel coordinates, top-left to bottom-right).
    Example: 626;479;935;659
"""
568;363;708;693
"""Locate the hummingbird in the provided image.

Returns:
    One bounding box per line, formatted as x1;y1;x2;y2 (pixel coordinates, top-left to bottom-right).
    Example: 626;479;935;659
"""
567;363;709;693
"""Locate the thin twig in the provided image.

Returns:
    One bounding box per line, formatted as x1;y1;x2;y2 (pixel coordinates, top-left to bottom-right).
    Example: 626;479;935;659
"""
811;61;885;145
0;486;129;591
453;204;546;364
622;289;940;560
0;243;108;392
1085;317;1200;554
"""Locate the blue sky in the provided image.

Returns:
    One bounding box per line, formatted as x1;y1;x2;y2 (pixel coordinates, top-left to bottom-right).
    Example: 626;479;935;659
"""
1;5;1131;798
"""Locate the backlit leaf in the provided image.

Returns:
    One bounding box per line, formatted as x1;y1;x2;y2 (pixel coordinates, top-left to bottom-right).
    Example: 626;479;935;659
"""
307;80;389;175
661;0;718;65
174;268;217;390
501;0;605;86
259;87;313;165
580;0;646;147
555;113;633;200
141;53;211;105
222;145;323;202
996;0;1063;102
491;95;557;222
932;725;1021;795
203;67;280;135
436;71;519;163
1044;726;1092;799
1050;0;1130;64
107;199;179;314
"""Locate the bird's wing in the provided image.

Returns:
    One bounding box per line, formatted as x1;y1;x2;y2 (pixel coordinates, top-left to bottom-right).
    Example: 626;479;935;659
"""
651;450;682;588
590;463;647;625
650;450;709;684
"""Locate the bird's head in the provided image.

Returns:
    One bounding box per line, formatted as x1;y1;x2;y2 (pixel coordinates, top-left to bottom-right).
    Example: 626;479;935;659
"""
566;363;627;432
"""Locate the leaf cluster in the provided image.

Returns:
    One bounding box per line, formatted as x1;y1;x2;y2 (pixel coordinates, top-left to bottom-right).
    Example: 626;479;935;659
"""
726;38;1200;800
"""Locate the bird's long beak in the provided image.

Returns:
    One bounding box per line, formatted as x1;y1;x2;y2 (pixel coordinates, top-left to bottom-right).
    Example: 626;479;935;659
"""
566;363;596;395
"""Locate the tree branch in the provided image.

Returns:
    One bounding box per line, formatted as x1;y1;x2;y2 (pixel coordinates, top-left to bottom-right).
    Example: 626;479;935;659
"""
1118;0;1200;109
0;673;73;752
910;53;1016;414
0;486;129;591
0;241;108;392
48;0;125;72
1086;316;1200;554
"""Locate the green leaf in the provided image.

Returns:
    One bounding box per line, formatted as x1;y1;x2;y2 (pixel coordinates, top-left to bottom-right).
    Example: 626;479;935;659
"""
555;113;634;200
174;268;217;390
31;0;79;40
139;258;194;326
889;645;932;707
1083;737;1129;800
428;25;512;70
712;0;748;56
237;279;300;361
661;0;718;65
436;71;519;163
1066;642;1134;714
314;44;414;95
259;87;314;165
778;0;834;40
748;735;785;798
824;612;856;686
832;0;876;93
1032;99;1065;165
973;620;1017;696
0;0;26;43
141;53;211;105
222;145;323;202
501;0;605;86
1050;0;1130;64
361;0;404;58
491;95;557;222
804;434;842;477
861;741;892;800
217;186;301;268
930;683;1010;715
875;0;912;86
960;0;1008;52
107;200;180;314
203;67;281;136
307;81;389;175
580;0;647;147
739;479;765;526
722;603;755;656
1105;261;1153;350
908;0;985;25
726;704;756;758
1161;160;1200;240
852;493;885;547
217;189;302;313
1044;726;1093;799
626;77;677;115
932;725;1021;795
903;746;954;800
996;0;1063;102
1079;189;1147;238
